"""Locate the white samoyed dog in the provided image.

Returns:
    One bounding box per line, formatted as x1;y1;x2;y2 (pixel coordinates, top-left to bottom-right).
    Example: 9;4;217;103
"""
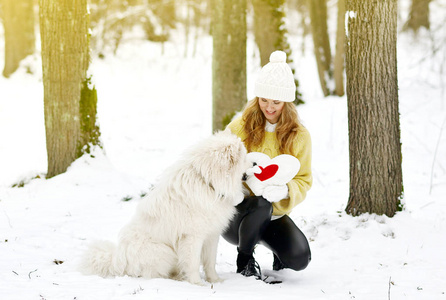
80;130;249;285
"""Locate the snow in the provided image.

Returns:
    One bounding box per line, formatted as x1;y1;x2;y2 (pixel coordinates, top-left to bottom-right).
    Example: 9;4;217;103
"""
1;4;446;299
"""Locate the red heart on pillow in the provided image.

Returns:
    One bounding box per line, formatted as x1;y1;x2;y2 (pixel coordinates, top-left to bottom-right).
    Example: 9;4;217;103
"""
254;164;279;182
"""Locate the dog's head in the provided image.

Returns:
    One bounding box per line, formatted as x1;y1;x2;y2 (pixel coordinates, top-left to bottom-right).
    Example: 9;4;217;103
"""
189;130;249;203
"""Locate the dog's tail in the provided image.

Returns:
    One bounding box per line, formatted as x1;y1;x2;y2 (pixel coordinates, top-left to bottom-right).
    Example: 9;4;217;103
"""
79;240;127;277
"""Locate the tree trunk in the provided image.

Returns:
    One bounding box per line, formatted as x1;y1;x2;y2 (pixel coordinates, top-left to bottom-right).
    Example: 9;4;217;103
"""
306;0;332;96
2;0;35;77
252;0;303;104
345;0;403;217
404;0;431;33
252;0;278;67
211;0;247;132
40;0;90;178
333;0;345;97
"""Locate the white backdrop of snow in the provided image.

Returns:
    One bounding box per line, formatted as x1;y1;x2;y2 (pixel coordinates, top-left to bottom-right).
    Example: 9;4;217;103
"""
1;3;446;300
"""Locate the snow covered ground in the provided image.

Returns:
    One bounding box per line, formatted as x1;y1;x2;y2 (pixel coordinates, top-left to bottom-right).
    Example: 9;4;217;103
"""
1;4;446;300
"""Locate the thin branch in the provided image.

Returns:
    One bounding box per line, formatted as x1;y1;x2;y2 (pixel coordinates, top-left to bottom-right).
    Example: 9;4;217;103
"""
28;269;38;279
388;276;392;300
430;116;446;194
2;209;13;228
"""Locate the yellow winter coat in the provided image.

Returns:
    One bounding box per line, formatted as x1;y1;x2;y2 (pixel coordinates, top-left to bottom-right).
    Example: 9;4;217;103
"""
226;116;313;216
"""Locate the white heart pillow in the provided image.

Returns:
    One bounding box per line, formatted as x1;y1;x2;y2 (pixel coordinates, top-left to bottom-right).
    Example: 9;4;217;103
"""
245;152;301;197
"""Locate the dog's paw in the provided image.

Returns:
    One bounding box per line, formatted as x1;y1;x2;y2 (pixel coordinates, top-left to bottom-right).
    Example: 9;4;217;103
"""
206;275;224;283
188;279;205;286
186;274;205;286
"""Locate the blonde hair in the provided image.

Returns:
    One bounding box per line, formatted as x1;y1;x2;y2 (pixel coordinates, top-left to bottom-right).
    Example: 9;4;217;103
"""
242;97;302;156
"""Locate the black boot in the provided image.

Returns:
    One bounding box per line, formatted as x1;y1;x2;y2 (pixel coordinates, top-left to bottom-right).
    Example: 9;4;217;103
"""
237;249;262;279
273;253;286;271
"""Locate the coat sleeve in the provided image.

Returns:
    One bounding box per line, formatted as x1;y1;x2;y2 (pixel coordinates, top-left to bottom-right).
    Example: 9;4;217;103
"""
272;127;313;215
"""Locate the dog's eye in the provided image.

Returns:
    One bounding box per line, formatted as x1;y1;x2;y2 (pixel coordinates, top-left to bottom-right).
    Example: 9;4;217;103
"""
253;162;257;167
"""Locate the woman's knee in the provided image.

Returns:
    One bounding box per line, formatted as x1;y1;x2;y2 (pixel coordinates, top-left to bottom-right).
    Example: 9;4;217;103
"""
283;248;311;271
264;215;311;271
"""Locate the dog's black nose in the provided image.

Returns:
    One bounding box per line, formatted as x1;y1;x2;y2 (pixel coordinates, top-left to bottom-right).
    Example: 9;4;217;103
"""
242;173;248;181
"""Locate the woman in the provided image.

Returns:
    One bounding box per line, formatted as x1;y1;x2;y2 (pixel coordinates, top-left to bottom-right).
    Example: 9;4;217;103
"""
223;50;312;279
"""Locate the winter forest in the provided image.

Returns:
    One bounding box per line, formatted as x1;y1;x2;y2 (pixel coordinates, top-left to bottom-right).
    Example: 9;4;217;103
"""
0;0;445;299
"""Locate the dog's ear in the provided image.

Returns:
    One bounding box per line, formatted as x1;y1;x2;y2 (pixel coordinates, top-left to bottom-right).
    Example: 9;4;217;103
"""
223;143;242;169
209;130;246;172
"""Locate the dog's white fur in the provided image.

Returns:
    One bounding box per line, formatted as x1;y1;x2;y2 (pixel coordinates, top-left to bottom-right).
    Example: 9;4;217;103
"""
80;131;248;285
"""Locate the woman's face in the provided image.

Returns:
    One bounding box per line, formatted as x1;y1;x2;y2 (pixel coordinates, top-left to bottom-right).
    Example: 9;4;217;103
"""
258;97;285;124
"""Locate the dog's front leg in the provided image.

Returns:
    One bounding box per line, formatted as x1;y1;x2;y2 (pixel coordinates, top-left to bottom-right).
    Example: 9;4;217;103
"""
177;234;204;285
202;234;223;283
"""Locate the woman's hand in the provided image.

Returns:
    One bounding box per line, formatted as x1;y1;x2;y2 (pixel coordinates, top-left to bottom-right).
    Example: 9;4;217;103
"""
263;185;289;202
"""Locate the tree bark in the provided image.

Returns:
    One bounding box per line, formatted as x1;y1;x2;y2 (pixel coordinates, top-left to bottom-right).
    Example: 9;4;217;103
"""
306;0;332;96
2;0;35;77
345;0;403;217
211;0;247;131
333;0;345;96
40;0;90;178
252;0;279;67
404;0;431;33
252;0;303;104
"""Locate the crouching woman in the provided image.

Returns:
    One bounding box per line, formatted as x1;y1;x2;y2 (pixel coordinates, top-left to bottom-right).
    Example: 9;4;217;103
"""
222;50;312;279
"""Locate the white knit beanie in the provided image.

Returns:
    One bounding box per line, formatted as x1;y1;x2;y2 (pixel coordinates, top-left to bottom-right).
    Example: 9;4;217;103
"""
254;50;296;102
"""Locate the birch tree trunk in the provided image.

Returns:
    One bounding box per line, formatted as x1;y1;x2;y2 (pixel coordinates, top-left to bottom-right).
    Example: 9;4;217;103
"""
211;0;247;131
345;0;403;217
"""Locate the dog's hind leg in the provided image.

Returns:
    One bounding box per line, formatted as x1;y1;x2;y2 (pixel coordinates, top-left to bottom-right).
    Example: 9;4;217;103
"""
202;234;223;283
130;242;177;280
177;234;204;285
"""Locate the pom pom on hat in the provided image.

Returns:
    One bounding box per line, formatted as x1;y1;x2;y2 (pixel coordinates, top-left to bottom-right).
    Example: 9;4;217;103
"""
269;50;287;63
254;50;296;102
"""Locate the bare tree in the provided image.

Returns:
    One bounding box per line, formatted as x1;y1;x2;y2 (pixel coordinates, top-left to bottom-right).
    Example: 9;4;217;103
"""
333;0;346;96
40;0;98;178
252;0;303;103
252;0;282;67
306;0;332;96
89;0;177;55
345;0;403;217
1;0;35;77
404;0;431;33
211;0;247;131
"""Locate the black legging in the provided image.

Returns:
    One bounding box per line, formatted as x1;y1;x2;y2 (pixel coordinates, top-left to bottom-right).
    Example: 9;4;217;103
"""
222;196;311;271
